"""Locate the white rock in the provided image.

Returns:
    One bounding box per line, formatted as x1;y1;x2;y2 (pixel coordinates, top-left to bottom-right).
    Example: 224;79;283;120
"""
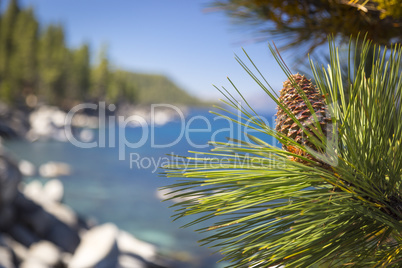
118;254;146;268
43;179;64;203
71;114;98;128
29;106;65;138
52;129;68;142
28;241;60;266
68;223;119;268
79;129;95;143
117;231;157;261
39;162;71;178
23;180;43;202
52;110;67;128
156;188;200;204
20;258;50;268
19;160;36;177
152;111;171;126
61;252;72;267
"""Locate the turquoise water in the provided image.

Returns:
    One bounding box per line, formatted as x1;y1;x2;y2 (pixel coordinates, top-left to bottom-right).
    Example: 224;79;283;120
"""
3;108;276;267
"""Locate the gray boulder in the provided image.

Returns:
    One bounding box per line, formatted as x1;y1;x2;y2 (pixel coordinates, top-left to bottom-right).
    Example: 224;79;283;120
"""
0;205;16;230
13;193;80;253
0;102;30;139
23;180;78;229
43;202;78;229
0;154;22;207
45;220;80;253
7;224;40;248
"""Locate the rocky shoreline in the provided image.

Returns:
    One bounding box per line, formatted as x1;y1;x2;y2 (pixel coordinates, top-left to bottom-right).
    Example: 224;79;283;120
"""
0;101;195;268
0;102;187;142
0;150;176;268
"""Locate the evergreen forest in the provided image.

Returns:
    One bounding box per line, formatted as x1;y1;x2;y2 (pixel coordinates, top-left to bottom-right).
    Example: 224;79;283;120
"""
0;0;201;109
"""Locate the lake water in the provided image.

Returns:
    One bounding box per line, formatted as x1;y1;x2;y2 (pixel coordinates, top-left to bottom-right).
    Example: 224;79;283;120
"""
3;107;276;268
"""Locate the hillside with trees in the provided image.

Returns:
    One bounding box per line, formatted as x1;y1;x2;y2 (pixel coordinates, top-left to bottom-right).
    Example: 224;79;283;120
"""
0;0;202;109
120;72;201;105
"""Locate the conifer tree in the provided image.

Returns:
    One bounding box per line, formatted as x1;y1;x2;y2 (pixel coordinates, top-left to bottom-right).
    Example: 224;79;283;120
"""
91;46;110;100
37;25;68;105
107;70;137;103
10;8;38;98
0;0;190;107
67;43;90;102
0;0;20;103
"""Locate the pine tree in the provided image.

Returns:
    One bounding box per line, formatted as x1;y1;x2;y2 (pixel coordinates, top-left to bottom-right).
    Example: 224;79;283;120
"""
67;43;90;102
91;45;110;100
0;0;20;103
37;25;68;105
107;70;137;103
10;8;38;98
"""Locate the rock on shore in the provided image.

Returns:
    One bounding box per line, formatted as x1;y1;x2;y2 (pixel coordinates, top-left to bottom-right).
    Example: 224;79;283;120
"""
0;103;30;139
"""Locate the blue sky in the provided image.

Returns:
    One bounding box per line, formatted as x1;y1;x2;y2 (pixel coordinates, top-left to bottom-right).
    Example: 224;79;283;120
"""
2;0;297;112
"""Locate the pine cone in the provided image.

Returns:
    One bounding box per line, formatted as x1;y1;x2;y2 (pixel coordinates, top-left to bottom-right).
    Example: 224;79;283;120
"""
275;74;331;165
